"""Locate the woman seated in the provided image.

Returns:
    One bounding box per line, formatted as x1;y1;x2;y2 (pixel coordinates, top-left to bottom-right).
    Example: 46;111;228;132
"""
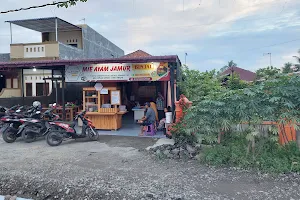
157;106;172;130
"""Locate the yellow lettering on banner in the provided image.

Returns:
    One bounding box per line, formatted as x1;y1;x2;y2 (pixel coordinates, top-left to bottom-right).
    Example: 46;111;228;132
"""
133;63;154;70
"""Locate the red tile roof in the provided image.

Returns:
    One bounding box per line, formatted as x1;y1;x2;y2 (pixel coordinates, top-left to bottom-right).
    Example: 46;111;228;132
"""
122;50;152;58
221;66;256;81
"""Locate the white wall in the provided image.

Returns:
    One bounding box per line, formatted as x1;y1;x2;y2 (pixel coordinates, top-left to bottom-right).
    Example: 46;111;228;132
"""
23;69;52;97
24;45;46;58
49;31;83;49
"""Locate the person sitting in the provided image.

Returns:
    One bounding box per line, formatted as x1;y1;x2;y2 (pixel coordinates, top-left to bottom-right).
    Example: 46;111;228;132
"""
138;102;156;136
157;106;172;130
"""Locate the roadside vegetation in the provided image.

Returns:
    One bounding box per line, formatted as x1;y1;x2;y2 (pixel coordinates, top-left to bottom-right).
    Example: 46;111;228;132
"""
174;50;300;173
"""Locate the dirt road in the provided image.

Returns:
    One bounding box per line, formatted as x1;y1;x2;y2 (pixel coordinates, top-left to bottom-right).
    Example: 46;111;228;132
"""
0;136;300;200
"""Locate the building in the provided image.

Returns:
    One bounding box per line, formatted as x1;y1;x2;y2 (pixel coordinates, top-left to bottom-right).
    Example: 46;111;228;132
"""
221;66;256;82
0;17;124;98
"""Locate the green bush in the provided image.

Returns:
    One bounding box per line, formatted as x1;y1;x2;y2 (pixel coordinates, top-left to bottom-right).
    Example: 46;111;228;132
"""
201;134;300;173
171;122;198;146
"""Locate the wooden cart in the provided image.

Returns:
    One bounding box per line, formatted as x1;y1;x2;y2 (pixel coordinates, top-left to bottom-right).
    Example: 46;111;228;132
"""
83;87;127;130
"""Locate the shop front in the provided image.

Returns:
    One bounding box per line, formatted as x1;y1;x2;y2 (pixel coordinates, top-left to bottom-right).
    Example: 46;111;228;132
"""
65;61;177;135
0;55;180;136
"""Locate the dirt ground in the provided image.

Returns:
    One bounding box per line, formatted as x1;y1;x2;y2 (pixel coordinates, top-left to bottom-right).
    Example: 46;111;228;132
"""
0;135;300;200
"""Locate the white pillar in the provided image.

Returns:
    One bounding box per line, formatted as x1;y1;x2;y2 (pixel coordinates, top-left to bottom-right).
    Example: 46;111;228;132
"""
55;18;58;42
9;23;12;44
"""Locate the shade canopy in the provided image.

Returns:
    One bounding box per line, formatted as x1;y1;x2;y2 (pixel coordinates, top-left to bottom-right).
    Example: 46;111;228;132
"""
0;55;181;68
6;17;82;33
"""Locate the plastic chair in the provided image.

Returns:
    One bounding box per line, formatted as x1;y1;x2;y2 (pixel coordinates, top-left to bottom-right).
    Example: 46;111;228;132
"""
143;124;156;136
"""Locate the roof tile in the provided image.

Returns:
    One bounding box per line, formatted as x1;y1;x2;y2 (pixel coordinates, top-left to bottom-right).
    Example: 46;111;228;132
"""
221;66;256;81
122;50;152;58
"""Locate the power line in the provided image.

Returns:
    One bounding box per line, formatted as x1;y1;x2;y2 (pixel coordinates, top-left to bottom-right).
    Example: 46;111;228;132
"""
199;38;300;65
0;0;85;14
245;38;300;52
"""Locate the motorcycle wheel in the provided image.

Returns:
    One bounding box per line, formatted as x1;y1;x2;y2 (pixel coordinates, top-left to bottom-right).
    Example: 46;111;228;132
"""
22;130;37;143
46;131;63;146
2;129;17;143
87;127;99;141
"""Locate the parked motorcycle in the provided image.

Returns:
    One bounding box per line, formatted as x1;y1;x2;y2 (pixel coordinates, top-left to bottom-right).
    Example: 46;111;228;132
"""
20;105;60;143
46;110;99;146
1;104;41;143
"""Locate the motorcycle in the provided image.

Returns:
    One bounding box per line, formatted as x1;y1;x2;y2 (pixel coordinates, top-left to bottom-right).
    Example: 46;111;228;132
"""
1;106;41;143
46;110;99;146
20;105;60;143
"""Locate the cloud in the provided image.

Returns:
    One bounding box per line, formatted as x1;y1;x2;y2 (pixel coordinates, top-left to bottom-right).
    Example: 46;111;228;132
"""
1;0;300;74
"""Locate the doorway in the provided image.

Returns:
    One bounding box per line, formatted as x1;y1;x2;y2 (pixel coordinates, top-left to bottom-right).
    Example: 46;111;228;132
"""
36;83;49;96
26;83;32;97
0;74;6;92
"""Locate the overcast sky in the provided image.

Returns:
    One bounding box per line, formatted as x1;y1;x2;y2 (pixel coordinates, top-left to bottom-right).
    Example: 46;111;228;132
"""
1;0;300;72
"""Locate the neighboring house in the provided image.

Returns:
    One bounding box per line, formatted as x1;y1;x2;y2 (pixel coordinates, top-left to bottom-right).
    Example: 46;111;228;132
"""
221;66;256;82
122;50;152;58
0;17;124;98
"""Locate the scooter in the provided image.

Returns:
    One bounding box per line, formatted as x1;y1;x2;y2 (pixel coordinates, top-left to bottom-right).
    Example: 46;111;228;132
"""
46;111;99;146
20;105;60;143
1;107;41;143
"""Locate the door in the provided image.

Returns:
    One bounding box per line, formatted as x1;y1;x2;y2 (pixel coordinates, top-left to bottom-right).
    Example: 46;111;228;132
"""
26;83;32;97
36;83;49;96
0;75;6;92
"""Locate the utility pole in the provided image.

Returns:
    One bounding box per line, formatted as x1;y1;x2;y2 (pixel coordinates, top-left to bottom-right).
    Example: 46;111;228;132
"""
263;53;272;66
185;53;187;66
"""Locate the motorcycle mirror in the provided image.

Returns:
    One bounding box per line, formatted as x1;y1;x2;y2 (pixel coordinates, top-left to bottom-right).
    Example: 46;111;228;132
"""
36;111;41;114
16;109;21;113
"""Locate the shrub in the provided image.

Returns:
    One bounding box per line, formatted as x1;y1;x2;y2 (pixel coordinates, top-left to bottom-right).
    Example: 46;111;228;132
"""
201;134;300;173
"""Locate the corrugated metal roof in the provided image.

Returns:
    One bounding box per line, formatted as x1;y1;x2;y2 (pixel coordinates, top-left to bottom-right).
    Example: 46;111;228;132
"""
6;17;81;33
0;56;180;68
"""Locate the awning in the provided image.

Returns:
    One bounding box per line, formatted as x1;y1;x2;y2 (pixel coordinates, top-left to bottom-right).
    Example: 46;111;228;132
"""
0;56;181;68
6;17;82;33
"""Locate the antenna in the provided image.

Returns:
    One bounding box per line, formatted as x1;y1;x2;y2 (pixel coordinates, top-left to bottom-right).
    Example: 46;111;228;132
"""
80;18;86;24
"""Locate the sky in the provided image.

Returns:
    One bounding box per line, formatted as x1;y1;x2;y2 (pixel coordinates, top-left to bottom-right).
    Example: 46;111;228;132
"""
0;0;300;72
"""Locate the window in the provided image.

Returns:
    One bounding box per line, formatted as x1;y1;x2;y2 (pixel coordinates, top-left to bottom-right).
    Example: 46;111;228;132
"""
67;40;69;43
26;83;32;97
38;47;40;52
26;48;28;52
30;48;32;52
76;39;78;42
73;39;75;42
34;47;36;52
69;44;78;48
41;47;44;52
13;79;18;89
6;79;11;89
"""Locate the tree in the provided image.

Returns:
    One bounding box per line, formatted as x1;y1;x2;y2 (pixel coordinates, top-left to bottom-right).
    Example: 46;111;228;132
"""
293;49;300;72
256;66;280;80
58;0;88;8
282;62;293;74
1;0;88;14
179;65;223;103
225;73;249;90
218;60;237;75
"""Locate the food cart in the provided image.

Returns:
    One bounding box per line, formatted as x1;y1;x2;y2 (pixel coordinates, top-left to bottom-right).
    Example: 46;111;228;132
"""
83;87;127;130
